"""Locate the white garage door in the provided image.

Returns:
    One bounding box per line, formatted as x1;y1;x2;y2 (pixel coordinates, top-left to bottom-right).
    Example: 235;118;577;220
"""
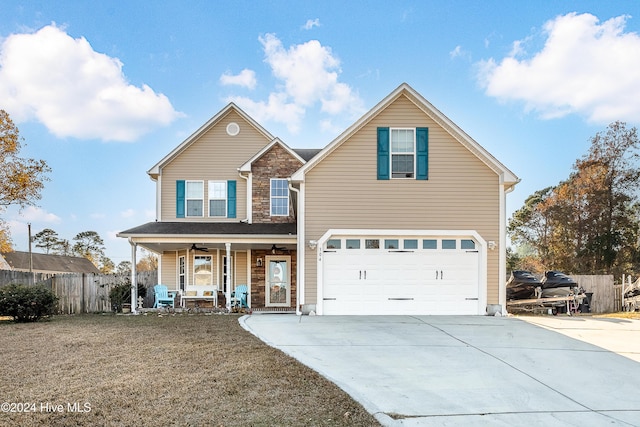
321;236;480;315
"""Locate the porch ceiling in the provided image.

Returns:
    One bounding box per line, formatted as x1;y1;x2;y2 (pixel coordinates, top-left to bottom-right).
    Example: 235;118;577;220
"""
117;221;297;254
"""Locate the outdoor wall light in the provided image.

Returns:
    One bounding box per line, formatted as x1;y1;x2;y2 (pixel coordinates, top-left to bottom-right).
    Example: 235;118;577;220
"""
488;241;497;250
256;258;263;267
308;240;318;250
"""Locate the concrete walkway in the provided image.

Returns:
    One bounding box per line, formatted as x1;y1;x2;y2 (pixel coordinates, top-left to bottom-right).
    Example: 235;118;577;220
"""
240;314;640;426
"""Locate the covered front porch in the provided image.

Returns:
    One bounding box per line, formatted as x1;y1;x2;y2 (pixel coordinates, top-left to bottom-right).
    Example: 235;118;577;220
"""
117;222;298;313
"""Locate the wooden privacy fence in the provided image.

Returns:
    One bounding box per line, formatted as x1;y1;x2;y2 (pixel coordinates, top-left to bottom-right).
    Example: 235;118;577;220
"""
0;270;158;314
573;275;615;313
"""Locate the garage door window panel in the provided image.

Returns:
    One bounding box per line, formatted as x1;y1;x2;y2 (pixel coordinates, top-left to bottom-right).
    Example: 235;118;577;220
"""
346;239;360;249
385;239;399;249
423;239;438;249
442;239;457;250
461;239;476;250
326;239;341;249
404;239;418;250
365;239;380;249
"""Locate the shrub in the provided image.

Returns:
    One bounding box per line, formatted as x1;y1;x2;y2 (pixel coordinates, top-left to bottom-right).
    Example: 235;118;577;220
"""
109;280;147;312
0;284;58;322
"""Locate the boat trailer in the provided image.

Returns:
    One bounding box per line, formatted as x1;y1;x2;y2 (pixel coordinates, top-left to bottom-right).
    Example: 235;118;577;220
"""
507;292;587;316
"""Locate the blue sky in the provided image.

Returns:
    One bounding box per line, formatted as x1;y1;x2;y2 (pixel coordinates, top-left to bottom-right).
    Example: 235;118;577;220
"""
1;1;640;265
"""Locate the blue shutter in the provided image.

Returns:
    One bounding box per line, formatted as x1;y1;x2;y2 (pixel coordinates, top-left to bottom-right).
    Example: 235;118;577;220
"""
227;180;236;218
377;127;390;180
176;180;185;218
416;127;429;180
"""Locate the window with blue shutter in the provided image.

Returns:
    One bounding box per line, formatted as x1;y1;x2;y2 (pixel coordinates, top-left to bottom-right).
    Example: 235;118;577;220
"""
378;127;429;180
377;127;390;180
416;127;429;180
227;180;236;218
176;180;185;218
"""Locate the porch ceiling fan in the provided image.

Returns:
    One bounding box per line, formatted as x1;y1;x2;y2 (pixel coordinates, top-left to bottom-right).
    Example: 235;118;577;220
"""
190;243;209;252
271;244;288;254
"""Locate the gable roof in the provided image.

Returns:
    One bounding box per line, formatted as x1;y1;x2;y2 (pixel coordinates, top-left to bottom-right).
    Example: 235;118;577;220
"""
291;83;519;189
293;148;323;162
0;251;101;274
238;138;307;173
147;103;275;180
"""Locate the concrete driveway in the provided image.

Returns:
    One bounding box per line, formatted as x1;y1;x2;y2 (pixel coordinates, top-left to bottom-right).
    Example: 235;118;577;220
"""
240;314;640;426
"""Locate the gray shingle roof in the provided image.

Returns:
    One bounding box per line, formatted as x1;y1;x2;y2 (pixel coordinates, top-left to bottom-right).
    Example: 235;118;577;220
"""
118;222;296;236
0;251;101;274
293;148;322;162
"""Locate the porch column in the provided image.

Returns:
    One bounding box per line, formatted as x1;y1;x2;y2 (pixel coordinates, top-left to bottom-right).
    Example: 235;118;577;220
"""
129;239;138;314
225;242;232;311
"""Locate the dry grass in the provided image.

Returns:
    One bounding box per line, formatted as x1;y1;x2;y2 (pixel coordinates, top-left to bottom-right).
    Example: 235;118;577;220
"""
0;314;380;426
594;311;640;320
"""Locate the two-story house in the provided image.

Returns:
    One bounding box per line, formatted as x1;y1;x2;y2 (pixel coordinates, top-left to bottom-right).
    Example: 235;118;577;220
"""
118;83;519;315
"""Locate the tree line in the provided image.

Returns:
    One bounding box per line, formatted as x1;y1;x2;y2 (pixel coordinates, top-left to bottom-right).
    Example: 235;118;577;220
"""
31;228;157;274
508;121;640;277
0;109;156;275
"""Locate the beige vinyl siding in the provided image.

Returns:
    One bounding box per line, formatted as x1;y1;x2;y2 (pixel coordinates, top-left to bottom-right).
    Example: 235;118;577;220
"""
233;251;248;285
160;110;271;221
161;252;178;289
304;94;502;304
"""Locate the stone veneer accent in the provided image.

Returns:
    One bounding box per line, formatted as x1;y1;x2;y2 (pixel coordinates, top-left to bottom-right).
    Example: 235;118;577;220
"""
251;143;303;223
250;250;297;309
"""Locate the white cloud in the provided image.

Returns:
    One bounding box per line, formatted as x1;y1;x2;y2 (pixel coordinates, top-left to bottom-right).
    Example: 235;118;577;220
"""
120;208;136;218
477;13;640;124
5;207;61;244
303;19;321;30
14;206;61;223
449;45;469;60
0;24;183;141
220;69;257;89
229;33;363;134
227;93;305;134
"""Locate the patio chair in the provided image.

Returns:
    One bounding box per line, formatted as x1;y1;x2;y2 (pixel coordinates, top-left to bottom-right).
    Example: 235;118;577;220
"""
231;284;248;308
153;284;175;308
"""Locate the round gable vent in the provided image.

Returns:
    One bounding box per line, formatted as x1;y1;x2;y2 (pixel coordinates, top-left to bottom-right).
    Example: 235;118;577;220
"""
226;122;240;136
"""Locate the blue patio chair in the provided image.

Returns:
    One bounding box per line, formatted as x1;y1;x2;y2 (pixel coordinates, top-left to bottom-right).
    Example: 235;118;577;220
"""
153;284;175;308
231;284;249;308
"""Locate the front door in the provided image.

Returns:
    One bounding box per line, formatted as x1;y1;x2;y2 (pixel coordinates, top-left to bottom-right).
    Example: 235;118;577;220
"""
266;255;290;307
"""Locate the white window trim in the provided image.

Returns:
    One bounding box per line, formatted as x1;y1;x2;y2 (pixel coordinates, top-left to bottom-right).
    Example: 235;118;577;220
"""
178;255;186;291
390;128;416;179
208;180;227;217
186;180;204;217
270;178;289;217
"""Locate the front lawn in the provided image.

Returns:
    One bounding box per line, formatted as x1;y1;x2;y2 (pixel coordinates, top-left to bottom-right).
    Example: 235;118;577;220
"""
0;314;380;426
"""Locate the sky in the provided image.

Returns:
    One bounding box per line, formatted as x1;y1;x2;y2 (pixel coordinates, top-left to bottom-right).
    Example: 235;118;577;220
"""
1;0;640;265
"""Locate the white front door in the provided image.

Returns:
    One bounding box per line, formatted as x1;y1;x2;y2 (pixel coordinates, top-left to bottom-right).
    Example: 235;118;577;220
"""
266;255;291;307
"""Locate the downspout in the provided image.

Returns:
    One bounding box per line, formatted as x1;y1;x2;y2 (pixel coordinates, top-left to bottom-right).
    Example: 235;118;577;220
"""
129;238;138;314
288;180;303;316
238;170;251;223
499;180;518;315
225;243;232;312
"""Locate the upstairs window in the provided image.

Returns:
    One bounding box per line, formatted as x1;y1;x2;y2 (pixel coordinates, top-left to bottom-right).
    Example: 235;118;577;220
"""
377;127;428;180
270;179;289;216
391;129;415;178
186;181;204;217
208;181;227;217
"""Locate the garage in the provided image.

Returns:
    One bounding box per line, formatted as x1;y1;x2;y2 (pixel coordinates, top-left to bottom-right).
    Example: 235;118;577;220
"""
319;234;483;315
